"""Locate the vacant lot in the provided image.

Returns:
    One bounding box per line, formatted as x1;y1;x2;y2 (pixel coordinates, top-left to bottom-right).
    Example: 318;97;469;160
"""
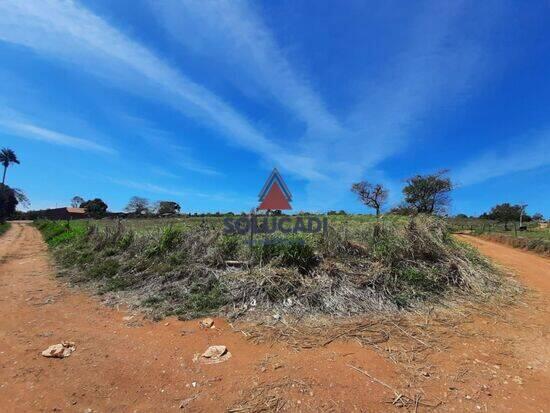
35;215;506;320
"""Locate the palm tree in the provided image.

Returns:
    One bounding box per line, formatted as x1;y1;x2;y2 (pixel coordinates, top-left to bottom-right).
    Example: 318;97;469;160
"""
0;148;20;185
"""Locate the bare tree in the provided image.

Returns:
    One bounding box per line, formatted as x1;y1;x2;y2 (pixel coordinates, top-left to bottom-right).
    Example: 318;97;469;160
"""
71;196;84;208
351;181;388;217
125;196;150;215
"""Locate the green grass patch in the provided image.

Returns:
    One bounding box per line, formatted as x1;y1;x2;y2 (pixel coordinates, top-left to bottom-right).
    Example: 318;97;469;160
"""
0;222;10;236
35;220;88;246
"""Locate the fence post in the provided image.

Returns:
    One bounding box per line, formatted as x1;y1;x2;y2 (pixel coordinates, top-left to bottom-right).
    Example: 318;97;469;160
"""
514;222;517;237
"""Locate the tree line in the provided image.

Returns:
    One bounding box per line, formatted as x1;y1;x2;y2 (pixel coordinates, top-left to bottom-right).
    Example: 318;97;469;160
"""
69;195;181;218
0;146;545;223
351;170;545;224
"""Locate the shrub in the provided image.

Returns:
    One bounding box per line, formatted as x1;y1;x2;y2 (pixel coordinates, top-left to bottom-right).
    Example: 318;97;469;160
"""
252;236;318;272
0;222;10;236
216;234;242;260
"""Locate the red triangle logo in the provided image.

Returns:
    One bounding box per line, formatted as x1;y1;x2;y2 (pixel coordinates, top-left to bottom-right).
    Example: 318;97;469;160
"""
258;182;292;210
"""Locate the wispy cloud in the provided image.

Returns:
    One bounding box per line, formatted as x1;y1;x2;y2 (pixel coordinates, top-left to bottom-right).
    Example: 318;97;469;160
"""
121;115;223;177
454;130;550;186
107;177;187;198
0;0;513;212
0;0;322;180
151;0;500;210
104;177;249;203
0;110;115;154
150;0;342;135
150;166;180;179
296;1;495;209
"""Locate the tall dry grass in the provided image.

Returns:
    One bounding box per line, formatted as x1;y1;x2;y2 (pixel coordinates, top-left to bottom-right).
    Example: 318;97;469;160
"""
36;215;512;320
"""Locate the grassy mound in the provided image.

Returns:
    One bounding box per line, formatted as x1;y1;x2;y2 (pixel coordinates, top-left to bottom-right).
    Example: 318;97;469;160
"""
36;216;508;319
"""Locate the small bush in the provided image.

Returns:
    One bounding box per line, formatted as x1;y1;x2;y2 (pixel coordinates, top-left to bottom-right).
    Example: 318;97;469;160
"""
252;236;318;272
217;234;242;260
0;222;10;236
146;227;182;257
180;279;227;319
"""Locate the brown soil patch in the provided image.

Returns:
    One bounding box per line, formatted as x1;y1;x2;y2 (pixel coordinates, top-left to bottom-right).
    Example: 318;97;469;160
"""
0;223;548;412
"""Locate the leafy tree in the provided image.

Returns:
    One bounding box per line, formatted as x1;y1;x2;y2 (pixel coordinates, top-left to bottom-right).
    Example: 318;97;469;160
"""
328;210;348;215
0;184;18;222
0;148;20;185
157;201;181;215
351;181;388;217
81;198;108;218
532;212;544;221
13;188;29;209
403;170;453;214
71;196;84;208
487;203;523;230
125;196;150;215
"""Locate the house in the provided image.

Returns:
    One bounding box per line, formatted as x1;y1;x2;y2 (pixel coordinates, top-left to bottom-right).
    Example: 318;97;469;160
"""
33;207;88;220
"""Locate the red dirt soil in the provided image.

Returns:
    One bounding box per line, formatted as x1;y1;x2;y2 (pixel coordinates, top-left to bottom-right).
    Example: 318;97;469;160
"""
0;223;549;412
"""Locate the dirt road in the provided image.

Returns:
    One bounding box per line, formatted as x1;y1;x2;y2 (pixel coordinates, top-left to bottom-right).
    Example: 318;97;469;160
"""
0;223;549;412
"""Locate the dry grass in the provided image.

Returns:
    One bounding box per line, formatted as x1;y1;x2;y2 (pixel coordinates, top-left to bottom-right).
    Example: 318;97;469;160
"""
235;284;521;368
479;233;550;257
37;215;515;321
228;377;312;413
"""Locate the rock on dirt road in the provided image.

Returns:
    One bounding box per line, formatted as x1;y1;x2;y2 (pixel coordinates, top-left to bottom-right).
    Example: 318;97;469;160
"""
0;222;549;412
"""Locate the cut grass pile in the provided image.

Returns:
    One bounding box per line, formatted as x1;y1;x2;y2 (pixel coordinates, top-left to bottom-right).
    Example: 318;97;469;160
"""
0;222;10;236
36;215;509;320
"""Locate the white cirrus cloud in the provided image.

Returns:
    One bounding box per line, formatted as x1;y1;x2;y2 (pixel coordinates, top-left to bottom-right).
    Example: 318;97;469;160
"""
0;0;322;180
454;130;550;186
150;0;343;135
0;109;115;154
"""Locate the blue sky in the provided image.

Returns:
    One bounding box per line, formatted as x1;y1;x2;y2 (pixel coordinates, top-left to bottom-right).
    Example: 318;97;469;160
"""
0;0;548;216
